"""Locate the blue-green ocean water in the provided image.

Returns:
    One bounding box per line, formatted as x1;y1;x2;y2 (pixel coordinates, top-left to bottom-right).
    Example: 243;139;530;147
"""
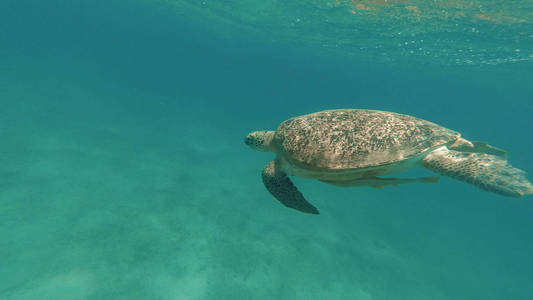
1;0;533;299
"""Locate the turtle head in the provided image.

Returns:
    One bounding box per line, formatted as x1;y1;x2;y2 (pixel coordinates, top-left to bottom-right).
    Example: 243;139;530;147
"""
245;131;276;152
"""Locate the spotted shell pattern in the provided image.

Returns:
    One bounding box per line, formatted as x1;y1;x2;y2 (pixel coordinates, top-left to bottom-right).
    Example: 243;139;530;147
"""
274;109;460;170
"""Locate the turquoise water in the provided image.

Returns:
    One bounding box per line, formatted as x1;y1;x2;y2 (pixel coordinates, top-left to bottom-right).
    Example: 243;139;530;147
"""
1;0;532;299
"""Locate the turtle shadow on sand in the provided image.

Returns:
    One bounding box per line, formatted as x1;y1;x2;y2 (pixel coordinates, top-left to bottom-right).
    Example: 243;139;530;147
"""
245;109;533;214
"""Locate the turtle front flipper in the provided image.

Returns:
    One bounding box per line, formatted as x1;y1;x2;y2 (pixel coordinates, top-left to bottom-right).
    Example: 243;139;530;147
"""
262;160;319;214
449;137;507;158
320;177;439;188
422;147;533;197
471;141;507;158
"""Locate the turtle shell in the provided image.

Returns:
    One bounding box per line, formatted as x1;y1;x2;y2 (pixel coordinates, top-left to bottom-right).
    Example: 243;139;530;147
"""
274;109;459;170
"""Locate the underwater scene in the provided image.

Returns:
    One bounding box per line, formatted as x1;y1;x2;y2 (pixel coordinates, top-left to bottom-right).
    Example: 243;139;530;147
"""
1;0;532;299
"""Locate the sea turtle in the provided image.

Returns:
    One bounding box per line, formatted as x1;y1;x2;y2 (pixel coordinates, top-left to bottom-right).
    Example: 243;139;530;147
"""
245;109;533;214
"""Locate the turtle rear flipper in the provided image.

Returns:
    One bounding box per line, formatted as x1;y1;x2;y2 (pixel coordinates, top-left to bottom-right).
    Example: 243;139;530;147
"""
422;147;533;197
262;160;319;214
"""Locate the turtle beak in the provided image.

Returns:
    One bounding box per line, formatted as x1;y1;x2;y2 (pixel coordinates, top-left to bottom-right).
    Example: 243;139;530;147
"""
244;134;253;146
